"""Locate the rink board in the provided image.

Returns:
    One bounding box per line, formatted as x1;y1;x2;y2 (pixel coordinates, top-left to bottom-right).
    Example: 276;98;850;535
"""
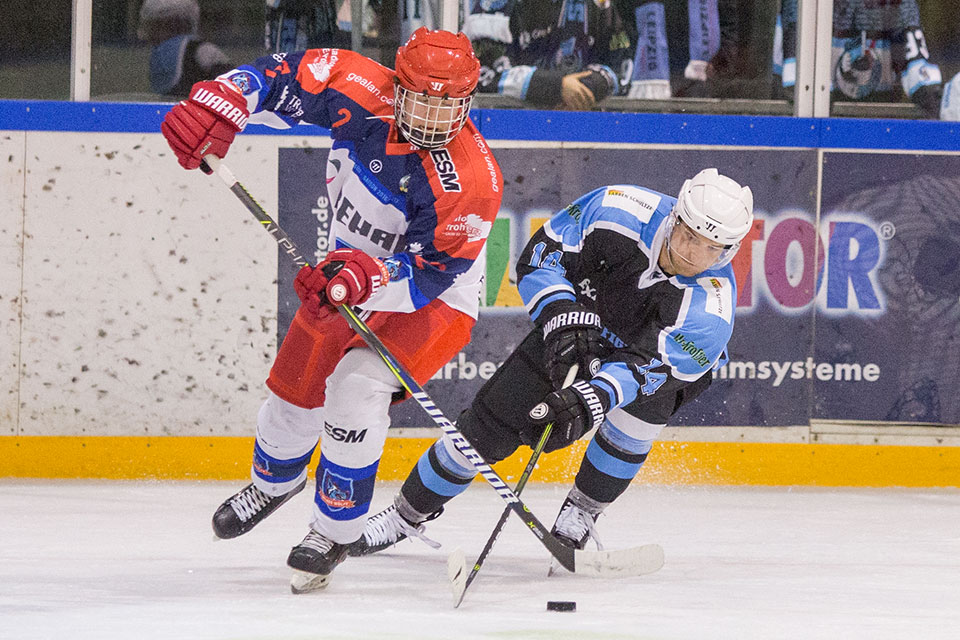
2;102;960;484
4;435;960;487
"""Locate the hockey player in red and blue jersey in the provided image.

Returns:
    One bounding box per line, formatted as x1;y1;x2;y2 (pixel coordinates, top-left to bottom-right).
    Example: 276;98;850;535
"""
160;27;502;593
349;168;753;557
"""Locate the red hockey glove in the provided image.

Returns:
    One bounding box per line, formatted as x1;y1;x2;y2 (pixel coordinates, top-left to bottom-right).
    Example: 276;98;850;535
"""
294;263;334;317
161;80;249;173
322;248;390;306
524;381;610;453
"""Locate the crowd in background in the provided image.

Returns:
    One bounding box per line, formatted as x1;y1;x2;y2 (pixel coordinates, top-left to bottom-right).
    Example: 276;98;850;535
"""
3;0;959;120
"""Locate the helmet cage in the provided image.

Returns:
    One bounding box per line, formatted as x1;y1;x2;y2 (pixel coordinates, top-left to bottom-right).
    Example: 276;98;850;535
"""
394;83;474;150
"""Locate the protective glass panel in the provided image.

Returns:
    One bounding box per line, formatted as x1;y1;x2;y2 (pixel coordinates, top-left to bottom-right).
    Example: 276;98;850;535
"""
89;0;399;103
469;0;793;116
0;0;72;100
828;0;960;120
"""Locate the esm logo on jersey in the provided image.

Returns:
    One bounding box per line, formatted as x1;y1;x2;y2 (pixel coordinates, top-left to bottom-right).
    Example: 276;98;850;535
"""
430;149;461;192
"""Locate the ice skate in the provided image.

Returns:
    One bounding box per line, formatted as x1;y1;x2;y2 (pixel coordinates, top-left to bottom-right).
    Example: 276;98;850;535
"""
547;497;603;576
551;496;603;550
287;529;351;594
347;504;442;557
211;479;306;539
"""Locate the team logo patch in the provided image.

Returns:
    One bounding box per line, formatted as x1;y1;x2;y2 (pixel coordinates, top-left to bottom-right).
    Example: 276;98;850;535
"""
319;470;356;510
228;72;252;94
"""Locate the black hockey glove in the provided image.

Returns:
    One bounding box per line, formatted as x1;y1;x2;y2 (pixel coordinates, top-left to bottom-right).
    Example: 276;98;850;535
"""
524;380;610;453
539;301;605;389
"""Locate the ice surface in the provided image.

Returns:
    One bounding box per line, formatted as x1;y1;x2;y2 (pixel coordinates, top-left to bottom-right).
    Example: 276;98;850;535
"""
2;480;959;639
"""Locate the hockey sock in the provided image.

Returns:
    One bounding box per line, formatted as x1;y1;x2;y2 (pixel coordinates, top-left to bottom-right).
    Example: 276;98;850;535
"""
399;438;475;518
252;440;316;496
312;453;379;543
573;425;652;506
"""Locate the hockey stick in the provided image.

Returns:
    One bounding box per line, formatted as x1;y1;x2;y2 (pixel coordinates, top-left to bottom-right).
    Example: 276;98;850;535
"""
448;364;578;607
203;154;659;577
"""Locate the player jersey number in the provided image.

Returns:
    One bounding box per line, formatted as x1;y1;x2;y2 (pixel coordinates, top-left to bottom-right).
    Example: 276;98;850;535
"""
636;358;667;396
529;242;566;276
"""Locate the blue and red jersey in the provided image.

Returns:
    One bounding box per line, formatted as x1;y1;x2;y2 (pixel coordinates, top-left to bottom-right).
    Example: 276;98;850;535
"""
218;49;503;318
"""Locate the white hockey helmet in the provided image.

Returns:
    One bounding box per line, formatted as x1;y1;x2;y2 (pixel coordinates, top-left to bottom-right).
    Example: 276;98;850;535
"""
670;168;754;268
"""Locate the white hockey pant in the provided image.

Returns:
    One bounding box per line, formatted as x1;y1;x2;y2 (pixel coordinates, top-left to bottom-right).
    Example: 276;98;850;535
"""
253;347;401;544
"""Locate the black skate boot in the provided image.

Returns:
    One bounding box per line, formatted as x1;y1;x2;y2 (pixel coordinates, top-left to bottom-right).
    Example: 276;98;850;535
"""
211;479;306;539
347;504;442;557
287;529;351;594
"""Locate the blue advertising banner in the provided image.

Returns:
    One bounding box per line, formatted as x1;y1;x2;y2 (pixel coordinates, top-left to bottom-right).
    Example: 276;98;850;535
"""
278;145;959;428
815;153;960;424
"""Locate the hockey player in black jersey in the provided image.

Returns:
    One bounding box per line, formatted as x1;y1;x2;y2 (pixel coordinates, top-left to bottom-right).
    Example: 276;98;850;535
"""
349;168;754;555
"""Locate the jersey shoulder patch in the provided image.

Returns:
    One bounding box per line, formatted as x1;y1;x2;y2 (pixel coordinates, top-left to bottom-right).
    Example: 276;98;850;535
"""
600;186;661;223
662;271;736;378
695;275;734;325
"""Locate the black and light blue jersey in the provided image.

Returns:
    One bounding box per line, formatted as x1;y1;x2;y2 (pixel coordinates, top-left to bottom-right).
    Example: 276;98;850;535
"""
517;184;737;414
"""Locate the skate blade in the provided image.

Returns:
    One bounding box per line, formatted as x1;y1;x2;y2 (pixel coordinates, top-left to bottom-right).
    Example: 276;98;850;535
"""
290;569;332;594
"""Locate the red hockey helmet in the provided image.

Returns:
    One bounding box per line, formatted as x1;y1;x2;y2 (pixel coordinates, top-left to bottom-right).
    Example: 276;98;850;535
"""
395;27;480;98
394;28;480;149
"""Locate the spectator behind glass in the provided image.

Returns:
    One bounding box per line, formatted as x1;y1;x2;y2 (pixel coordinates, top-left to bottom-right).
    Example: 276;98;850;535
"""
778;0;957;120
463;0;632;110
705;0;777;99
138;0;233;98
264;0;357;52
612;0;724;99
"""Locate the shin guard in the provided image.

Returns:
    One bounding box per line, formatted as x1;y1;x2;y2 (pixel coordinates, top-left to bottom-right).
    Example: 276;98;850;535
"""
574;424;653;506
399;437;475;518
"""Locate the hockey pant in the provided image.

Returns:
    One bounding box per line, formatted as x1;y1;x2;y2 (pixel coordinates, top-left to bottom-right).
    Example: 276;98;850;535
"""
397;328;711;520
251;302;473;543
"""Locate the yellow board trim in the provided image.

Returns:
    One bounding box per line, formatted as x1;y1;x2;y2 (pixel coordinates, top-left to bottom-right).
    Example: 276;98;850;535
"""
3;436;960;486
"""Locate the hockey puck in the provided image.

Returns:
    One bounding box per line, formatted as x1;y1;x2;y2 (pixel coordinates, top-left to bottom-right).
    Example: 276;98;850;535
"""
546;600;576;612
